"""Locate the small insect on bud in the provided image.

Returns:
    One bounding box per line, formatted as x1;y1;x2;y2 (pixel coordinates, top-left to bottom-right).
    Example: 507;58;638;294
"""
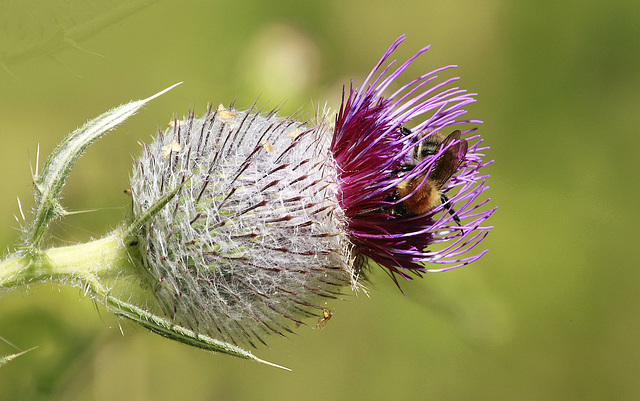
130;104;354;346
316;308;333;329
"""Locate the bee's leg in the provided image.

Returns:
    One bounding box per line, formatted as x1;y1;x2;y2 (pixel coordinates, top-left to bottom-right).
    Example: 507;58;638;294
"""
440;193;461;226
389;164;414;177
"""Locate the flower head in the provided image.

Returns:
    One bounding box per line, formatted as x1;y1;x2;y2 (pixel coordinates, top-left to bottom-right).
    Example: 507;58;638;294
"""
127;35;494;348
131;104;353;346
331;35;495;286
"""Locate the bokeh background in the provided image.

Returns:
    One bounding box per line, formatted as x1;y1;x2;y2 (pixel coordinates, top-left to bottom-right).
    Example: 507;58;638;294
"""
1;0;638;399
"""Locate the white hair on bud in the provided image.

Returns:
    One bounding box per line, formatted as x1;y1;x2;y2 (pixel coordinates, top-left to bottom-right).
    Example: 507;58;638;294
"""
130;103;354;346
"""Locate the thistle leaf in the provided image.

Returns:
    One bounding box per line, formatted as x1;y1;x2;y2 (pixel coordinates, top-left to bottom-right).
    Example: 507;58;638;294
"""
22;83;182;250
83;276;290;370
0;347;37;368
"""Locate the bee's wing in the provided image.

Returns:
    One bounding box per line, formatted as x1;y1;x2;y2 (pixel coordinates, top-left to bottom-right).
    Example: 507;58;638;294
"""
429;130;468;189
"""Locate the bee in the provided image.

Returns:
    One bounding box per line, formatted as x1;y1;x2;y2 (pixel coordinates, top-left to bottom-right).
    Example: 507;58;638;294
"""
391;127;468;224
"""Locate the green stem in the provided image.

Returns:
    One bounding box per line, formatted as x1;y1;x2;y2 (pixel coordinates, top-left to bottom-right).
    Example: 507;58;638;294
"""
0;230;132;290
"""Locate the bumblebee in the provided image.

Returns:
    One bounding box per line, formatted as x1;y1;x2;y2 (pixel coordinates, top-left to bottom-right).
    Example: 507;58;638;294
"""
391;127;468;224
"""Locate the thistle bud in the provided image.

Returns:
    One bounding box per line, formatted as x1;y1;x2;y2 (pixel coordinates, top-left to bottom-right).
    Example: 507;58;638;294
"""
130;104;354;346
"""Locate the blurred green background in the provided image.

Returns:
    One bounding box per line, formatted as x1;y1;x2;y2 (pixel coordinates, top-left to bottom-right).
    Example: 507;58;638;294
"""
1;0;639;399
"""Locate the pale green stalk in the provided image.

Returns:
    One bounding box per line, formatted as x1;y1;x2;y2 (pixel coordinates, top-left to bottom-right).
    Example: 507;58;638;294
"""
0;232;129;290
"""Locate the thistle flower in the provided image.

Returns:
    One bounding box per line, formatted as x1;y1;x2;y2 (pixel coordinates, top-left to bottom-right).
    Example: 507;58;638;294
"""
331;35;495;286
130;104;353;347
0;35;495;368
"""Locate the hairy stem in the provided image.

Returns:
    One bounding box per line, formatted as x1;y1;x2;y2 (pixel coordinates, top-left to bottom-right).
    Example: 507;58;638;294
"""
0;231;132;291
